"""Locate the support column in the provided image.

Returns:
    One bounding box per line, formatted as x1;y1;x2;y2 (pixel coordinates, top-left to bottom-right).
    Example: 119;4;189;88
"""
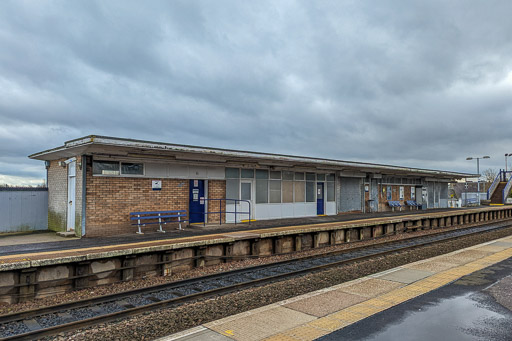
294;235;302;252
18;268;36;303
75;261;91;289
122;255;136;281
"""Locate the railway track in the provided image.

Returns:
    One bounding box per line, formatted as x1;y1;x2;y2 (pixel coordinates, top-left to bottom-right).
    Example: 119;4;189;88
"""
1;221;511;340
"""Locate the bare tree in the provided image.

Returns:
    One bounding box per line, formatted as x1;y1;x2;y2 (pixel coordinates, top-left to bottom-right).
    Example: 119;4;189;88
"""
481;168;498;192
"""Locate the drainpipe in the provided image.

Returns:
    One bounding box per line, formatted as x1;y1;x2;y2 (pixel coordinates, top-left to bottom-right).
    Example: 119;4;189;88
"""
81;155;87;237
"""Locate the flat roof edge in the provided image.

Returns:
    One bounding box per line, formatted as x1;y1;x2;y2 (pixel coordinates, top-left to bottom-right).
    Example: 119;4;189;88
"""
29;135;476;178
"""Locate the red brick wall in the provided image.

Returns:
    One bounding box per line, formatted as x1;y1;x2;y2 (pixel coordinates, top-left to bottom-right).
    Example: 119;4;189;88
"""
84;163;228;236
378;184;416;212
207;180;226;223
85;165;189;237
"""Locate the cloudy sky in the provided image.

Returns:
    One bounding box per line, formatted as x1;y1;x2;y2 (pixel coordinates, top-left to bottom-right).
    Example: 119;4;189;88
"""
1;1;512;185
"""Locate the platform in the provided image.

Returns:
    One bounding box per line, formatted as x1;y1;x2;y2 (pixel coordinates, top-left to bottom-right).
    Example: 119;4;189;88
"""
1;206;510;304
161;235;512;341
0;207;493;262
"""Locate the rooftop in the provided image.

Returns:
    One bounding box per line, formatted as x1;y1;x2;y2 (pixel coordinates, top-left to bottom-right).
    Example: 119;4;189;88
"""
30;135;475;179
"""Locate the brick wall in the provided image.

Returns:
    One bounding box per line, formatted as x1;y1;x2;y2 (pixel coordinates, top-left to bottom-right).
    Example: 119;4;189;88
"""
207;180;226;223
85;163;189;236
47;159;67;232
378;184;416;212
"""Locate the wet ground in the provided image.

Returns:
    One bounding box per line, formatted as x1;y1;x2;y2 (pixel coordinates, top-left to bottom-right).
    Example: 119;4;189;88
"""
0;208;461;257
319;257;512;341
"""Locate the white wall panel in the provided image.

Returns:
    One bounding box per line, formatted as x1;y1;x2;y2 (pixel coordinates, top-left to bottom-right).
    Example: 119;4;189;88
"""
326;202;336;215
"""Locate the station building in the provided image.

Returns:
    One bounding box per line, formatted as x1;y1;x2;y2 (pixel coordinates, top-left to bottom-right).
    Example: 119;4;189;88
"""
30;136;473;237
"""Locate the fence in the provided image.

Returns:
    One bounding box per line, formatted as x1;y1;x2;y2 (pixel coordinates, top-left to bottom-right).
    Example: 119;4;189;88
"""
0;188;48;233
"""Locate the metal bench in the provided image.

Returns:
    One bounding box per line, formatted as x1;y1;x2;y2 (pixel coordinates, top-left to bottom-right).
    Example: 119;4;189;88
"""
130;210;187;234
405;200;421;210
388;201;402;211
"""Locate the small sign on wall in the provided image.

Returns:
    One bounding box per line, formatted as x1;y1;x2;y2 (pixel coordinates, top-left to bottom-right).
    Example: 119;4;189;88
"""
152;180;162;190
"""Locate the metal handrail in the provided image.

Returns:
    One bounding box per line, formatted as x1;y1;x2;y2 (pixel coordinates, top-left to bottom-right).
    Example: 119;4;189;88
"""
193;198;251;226
503;176;512;204
487;171;501;200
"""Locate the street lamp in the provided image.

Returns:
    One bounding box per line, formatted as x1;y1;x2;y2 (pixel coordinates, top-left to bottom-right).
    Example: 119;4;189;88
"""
505;153;512;173
466;156;490;205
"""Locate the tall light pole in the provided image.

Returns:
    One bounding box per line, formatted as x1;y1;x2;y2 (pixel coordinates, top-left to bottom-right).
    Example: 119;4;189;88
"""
505;153;512;173
466;156;490;204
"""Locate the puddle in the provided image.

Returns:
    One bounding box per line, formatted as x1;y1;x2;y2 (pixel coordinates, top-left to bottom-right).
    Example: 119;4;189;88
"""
358;294;510;341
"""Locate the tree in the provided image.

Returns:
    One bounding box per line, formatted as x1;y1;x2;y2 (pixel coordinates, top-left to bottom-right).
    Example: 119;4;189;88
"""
481;168;498;192
482;168;498;183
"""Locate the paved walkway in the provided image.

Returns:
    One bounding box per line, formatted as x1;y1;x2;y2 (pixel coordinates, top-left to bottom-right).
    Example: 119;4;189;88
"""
160;235;512;341
0;232;77;247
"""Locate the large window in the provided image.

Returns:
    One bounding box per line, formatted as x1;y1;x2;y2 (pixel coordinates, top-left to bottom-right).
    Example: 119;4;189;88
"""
306;173;316;202
282;171;294;203
93;161;143;176
327;173;335;202
256;169;269;203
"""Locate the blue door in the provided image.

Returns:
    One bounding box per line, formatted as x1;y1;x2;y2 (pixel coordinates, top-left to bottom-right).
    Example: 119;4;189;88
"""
317;182;324;215
189;180;205;223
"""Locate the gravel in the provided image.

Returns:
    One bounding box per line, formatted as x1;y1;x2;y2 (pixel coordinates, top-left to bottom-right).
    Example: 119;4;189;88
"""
47;226;512;341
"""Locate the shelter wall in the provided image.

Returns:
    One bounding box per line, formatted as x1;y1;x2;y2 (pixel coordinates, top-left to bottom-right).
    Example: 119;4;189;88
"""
47;160;67;232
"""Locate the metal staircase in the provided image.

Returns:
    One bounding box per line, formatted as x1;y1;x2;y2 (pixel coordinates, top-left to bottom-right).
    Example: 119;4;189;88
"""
487;170;512;204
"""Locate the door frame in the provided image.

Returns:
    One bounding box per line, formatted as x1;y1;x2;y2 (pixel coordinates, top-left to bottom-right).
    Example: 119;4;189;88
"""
317;182;325;215
67;160;76;232
240;179;254;221
189;179;206;224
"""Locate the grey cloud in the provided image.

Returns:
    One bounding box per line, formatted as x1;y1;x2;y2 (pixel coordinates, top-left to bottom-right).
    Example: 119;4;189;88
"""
1;0;512;183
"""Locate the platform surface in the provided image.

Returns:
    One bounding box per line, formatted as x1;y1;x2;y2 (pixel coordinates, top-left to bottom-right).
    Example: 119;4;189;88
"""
0;206;499;267
159;235;512;341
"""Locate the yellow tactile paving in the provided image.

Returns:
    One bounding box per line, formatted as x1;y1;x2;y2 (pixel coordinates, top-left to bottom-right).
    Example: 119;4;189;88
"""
307;317;350;331
328;310;366;323
263;334;299;341
282;325;330;340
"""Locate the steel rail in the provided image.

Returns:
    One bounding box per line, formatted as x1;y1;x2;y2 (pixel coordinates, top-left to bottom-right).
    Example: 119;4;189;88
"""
1;221;512;341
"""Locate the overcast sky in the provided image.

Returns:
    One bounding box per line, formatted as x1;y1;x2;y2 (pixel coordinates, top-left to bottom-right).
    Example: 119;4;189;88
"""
1;1;512;185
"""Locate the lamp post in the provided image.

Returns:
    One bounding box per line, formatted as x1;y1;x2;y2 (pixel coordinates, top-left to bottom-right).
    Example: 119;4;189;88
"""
466;156;490;205
505;153;512;173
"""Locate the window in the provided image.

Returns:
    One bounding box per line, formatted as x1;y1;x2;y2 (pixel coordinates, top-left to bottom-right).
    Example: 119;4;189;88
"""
93;161;120;175
270;171;281;179
306;181;315;202
294;181;305;202
269;180;281;203
306;172;316;181
283;171;294;181
282;181;294;203
256;179;268;203
295;172;305;181
225;168;239;178
256;169;269;179
226;179;239;200
241;169;254;178
327;181;335;201
121;163;143;175
317;174;325;181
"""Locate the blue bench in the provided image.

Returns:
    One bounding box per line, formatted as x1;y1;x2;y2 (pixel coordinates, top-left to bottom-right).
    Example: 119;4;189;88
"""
130;210;187;234
388;201;402;211
406;200;421;210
